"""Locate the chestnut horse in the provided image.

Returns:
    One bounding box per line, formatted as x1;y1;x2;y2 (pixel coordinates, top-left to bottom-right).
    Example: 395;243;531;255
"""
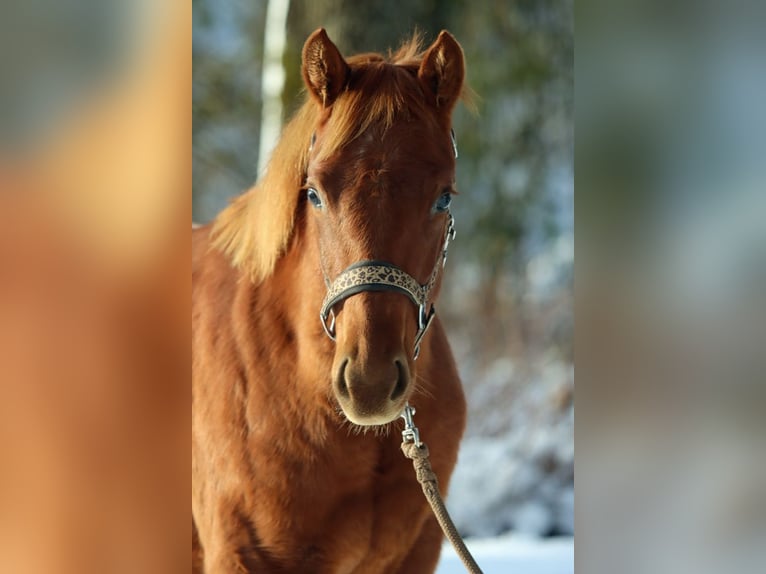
193;29;467;573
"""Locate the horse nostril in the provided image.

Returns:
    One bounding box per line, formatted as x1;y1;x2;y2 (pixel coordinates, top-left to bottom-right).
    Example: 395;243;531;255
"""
389;360;408;401
336;358;349;399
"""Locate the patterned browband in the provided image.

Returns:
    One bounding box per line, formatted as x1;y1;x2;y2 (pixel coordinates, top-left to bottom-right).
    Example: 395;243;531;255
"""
319;213;455;359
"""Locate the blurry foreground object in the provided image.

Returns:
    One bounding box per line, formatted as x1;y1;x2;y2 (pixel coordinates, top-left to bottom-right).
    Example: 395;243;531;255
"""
0;2;189;573
577;1;766;573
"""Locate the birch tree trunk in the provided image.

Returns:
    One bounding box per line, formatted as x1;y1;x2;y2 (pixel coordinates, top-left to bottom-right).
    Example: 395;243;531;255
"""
258;0;291;178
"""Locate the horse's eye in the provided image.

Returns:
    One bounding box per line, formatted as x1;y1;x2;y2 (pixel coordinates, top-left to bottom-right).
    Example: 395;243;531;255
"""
306;188;324;209
433;191;452;213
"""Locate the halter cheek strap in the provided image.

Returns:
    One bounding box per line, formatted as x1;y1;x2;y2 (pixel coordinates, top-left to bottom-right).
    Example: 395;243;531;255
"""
319;213;455;359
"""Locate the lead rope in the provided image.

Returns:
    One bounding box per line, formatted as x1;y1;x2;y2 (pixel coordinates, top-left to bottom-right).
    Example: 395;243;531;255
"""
400;405;483;574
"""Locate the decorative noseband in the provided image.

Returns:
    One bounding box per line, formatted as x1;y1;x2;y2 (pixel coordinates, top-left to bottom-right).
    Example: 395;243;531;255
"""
320;213;456;359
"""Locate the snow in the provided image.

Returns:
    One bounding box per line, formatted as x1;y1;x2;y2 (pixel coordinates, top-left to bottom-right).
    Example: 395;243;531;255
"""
436;535;574;574
445;361;574;538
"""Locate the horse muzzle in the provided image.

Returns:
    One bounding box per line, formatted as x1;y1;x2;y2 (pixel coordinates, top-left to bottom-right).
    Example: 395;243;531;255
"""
332;343;411;426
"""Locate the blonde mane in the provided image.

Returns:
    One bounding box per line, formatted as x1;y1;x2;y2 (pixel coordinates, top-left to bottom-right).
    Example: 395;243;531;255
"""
210;34;465;282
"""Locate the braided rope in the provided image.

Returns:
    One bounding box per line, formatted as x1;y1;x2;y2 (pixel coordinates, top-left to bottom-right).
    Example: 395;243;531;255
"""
401;442;484;574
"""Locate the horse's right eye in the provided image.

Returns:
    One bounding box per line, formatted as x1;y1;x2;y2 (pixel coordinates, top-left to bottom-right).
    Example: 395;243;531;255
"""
306;188;324;209
433;191;453;213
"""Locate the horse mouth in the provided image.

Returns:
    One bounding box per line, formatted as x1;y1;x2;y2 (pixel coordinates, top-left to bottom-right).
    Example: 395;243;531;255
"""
341;407;402;427
336;400;406;427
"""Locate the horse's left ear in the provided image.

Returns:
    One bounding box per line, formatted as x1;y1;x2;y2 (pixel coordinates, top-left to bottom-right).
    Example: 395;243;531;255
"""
302;28;350;108
418;31;465;112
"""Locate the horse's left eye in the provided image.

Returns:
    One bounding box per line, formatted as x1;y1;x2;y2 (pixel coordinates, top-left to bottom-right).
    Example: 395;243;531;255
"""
306;187;324;209
433;191;452;213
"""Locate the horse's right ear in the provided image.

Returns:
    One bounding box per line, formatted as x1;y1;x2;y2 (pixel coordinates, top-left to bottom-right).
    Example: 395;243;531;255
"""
302;29;350;108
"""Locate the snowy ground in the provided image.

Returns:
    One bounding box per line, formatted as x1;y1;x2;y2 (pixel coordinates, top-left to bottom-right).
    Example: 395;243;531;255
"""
444;360;574;539
436;535;574;574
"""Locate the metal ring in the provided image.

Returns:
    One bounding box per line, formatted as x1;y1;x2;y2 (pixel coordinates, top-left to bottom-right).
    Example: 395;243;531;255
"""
320;308;336;341
418;303;428;330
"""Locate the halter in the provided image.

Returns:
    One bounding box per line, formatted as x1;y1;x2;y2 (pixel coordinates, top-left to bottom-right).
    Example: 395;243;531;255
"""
317;130;459;360
319;214;455;359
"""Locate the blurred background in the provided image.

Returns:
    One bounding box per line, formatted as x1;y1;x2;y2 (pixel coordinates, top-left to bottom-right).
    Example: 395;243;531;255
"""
576;1;766;573
192;0;574;561
0;2;189;573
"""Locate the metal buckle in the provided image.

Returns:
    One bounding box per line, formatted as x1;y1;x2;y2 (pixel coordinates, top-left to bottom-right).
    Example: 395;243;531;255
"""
442;214;456;268
450;129;458;159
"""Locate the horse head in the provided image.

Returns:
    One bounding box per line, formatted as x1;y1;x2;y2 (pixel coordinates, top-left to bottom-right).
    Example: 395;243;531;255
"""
300;29;465;426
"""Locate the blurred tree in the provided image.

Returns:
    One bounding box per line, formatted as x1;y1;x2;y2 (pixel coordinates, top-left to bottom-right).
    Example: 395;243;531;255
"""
192;0;266;221
445;0;573;364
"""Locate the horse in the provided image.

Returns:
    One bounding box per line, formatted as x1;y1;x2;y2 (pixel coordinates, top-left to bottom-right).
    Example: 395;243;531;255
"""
192;28;468;573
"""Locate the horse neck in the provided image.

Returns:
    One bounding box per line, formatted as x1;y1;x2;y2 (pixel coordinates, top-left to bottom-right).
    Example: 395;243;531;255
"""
237;214;337;436
263;213;326;340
